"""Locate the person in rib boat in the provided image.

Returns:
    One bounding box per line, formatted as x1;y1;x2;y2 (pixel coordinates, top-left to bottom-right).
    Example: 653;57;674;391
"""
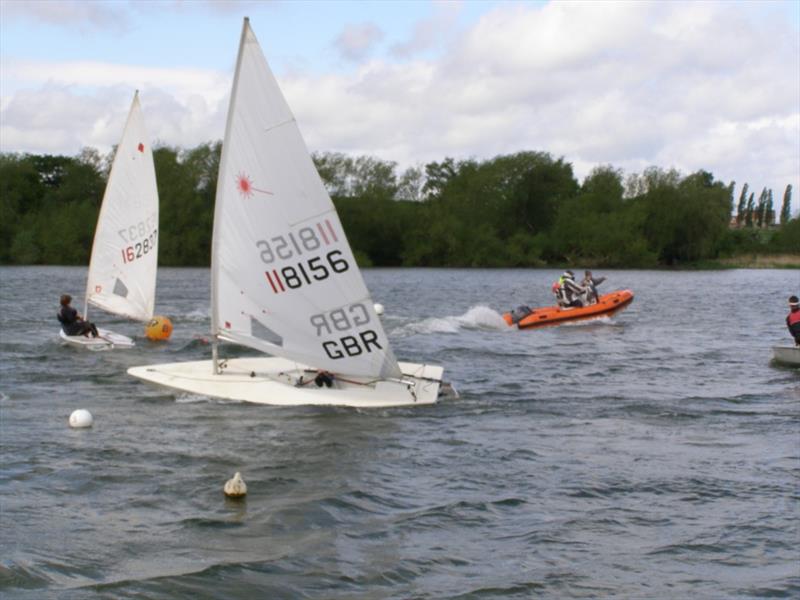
57;294;99;338
581;270;606;305
555;271;586;308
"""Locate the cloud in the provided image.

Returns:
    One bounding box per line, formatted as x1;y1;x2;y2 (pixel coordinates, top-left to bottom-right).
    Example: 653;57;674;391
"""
165;0;255;15
1;0;130;32
390;2;461;59
334;22;384;62
0;60;230;155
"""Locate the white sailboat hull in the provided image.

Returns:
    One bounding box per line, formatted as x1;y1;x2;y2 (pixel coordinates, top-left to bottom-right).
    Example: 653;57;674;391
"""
128;357;444;408
59;328;135;351
772;346;800;366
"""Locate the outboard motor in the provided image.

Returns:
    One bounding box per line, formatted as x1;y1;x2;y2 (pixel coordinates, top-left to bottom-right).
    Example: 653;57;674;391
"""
509;305;533;324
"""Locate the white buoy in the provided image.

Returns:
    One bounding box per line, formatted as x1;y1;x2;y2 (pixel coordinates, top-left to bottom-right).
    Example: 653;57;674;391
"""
69;409;93;428
373;303;385;316
224;472;247;498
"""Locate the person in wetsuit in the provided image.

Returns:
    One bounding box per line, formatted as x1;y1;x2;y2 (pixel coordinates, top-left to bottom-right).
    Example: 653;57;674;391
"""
57;294;99;338
787;295;800;347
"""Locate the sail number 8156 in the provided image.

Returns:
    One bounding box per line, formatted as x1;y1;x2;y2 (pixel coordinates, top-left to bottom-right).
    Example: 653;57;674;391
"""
257;227;324;264
264;250;349;294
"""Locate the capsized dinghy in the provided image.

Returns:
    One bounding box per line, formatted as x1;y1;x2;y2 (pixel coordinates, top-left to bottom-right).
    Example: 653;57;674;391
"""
504;289;634;329
772;346;800;366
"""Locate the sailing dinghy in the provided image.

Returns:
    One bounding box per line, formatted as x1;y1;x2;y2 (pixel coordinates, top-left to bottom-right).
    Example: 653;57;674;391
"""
59;91;159;350
128;19;447;407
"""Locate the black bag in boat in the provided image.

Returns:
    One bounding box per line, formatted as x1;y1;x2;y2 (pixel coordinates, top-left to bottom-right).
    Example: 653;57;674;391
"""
509;305;533;324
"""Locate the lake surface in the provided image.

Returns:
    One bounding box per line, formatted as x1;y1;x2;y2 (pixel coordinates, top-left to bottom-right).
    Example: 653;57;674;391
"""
1;266;798;598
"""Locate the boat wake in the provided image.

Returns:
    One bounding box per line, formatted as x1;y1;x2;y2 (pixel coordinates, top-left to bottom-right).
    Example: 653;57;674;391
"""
393;305;509;336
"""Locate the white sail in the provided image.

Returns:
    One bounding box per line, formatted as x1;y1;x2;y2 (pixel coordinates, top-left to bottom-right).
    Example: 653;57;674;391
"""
211;19;401;379
85;91;159;322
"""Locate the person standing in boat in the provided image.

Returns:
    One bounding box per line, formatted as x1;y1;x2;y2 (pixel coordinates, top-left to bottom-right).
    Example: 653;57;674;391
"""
581;270;606;305
787;295;800;346
57;294;99;338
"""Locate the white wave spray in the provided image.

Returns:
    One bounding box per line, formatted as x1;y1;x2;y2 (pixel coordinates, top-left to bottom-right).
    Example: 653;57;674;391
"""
392;305;509;336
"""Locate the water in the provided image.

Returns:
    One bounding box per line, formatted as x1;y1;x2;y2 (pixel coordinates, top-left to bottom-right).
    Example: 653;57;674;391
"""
1;266;798;598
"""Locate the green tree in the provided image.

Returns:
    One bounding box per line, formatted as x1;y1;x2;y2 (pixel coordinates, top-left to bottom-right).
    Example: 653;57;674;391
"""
766;189;774;226
736;182;749;226
422;157;458;198
397;165;425;202
154;146;214;266
756;188;768;228
640;169;731;264
780;184;793;224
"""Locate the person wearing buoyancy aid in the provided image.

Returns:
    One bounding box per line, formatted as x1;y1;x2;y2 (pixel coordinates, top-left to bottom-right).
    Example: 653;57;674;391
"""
787;295;800;346
553;273;569;307
559;271;586;308
57;294;99;338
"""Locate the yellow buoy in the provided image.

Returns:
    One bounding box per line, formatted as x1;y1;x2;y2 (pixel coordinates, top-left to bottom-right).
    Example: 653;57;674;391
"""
145;316;173;341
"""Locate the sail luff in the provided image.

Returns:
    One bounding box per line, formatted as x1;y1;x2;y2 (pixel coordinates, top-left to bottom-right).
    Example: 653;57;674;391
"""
211;18;251;340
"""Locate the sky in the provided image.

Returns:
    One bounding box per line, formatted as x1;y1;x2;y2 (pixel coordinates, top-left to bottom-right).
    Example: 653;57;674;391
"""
1;0;799;214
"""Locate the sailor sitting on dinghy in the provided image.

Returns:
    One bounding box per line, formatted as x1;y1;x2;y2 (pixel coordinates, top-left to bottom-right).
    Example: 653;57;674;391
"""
57;294;99;338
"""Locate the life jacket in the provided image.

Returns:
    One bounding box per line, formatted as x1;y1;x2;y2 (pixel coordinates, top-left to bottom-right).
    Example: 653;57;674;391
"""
789;309;800;326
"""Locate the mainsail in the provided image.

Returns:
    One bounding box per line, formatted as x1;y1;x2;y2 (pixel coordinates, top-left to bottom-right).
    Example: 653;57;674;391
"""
85;91;159;322
211;19;401;379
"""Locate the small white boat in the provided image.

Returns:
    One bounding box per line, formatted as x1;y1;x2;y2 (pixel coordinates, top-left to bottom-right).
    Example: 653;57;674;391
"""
59;329;135;351
129;358;443;408
59;92;159;350
772;346;800;366
128;18;449;408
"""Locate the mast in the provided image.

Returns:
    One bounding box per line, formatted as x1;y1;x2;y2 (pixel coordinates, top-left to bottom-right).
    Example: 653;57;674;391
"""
210;18;250;374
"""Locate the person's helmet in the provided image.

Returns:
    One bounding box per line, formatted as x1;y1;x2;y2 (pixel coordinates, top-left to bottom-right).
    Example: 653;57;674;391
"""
790;295;799;307
562;271;574;280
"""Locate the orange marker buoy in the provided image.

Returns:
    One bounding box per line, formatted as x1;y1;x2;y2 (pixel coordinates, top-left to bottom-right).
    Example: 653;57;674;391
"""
145;316;173;341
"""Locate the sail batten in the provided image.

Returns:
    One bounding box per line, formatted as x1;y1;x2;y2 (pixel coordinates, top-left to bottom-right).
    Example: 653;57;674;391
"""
210;20;401;379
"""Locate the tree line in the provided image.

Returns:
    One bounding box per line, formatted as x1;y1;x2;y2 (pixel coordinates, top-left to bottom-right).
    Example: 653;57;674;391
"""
1;144;797;267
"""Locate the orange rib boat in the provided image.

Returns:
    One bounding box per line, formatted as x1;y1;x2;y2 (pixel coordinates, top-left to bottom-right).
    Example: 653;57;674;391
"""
503;289;634;329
